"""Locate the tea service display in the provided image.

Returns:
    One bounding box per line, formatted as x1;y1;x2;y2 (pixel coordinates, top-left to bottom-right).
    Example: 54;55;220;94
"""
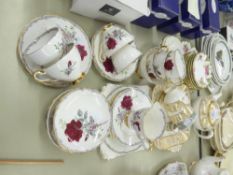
92;24;141;82
192;96;221;139
158;162;189;175
16;14;233;174
200;34;232;94
46;88;111;153
190;156;230;175
18;15;92;87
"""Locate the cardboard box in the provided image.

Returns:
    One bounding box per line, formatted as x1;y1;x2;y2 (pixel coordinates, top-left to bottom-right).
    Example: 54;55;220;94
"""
70;0;150;25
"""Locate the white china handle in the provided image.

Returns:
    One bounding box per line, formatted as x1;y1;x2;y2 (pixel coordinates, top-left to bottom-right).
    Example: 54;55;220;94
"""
33;71;64;84
193;127;213;139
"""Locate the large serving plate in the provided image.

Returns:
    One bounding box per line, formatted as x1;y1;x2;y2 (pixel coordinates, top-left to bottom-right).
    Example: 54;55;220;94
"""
52;89;111;153
18;15;92;87
91;24;138;82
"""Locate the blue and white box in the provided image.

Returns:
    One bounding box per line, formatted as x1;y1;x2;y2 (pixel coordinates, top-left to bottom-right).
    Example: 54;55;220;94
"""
132;0;179;28
181;0;220;39
157;0;201;34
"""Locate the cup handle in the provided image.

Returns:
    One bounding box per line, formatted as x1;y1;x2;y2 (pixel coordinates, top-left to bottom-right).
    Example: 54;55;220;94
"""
193;127;213;139
33;71;49;83
33;71;66;85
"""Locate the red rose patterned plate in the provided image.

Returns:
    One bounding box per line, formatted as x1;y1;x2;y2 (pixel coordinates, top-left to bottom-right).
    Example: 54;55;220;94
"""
92;24;139;82
52;89;111;153
17;15;92;87
111;88;152;146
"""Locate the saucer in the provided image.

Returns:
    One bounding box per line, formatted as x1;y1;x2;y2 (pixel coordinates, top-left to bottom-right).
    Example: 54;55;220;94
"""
111;88;152;146
92;24;138;82
18;15;92;87
52;89;111;153
158;162;189;175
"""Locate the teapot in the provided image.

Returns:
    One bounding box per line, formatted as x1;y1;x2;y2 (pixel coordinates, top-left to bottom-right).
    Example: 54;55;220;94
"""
190;156;230;175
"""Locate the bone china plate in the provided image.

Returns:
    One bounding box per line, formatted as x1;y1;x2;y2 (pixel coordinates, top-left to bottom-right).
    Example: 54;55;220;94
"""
52;89;111;153
18;15;92;87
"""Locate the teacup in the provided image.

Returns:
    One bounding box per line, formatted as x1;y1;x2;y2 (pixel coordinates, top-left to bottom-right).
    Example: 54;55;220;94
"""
102;24;134;58
34;44;82;82
164;49;186;84
24;27;65;66
111;44;141;73
192;96;221;139
128;103;167;141
164;85;190;105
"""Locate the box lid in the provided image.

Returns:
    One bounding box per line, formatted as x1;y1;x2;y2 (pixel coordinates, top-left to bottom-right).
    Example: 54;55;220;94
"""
117;0;150;16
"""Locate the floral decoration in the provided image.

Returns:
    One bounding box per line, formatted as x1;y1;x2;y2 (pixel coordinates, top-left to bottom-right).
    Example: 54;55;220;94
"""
62;60;76;75
76;44;87;61
103;57;114;73
105;28;126;50
106;37;117;50
164;59;174;71
121;96;133;111
62;109;107;142
65;120;83;142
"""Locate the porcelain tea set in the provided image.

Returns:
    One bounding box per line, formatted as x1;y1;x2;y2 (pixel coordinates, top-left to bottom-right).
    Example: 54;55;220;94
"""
92;23;141;82
17;15;233;172
18;15;92;87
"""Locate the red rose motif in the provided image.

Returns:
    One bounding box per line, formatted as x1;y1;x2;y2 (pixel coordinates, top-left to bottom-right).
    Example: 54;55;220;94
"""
76;44;87;61
107;37;117;50
164;59;174;71
121;96;133;110
103;57;114;73
64;120;83;142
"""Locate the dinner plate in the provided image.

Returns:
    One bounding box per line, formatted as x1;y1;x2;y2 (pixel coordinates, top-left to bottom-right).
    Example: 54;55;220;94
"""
46;89;73;148
112;88;152;146
52;89;111;153
92;24;138;82
18;15;92;87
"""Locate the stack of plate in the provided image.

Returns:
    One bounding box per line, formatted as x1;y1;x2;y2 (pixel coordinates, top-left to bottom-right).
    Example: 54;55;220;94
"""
46;88;111;153
184;52;212;89
200;34;232;93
